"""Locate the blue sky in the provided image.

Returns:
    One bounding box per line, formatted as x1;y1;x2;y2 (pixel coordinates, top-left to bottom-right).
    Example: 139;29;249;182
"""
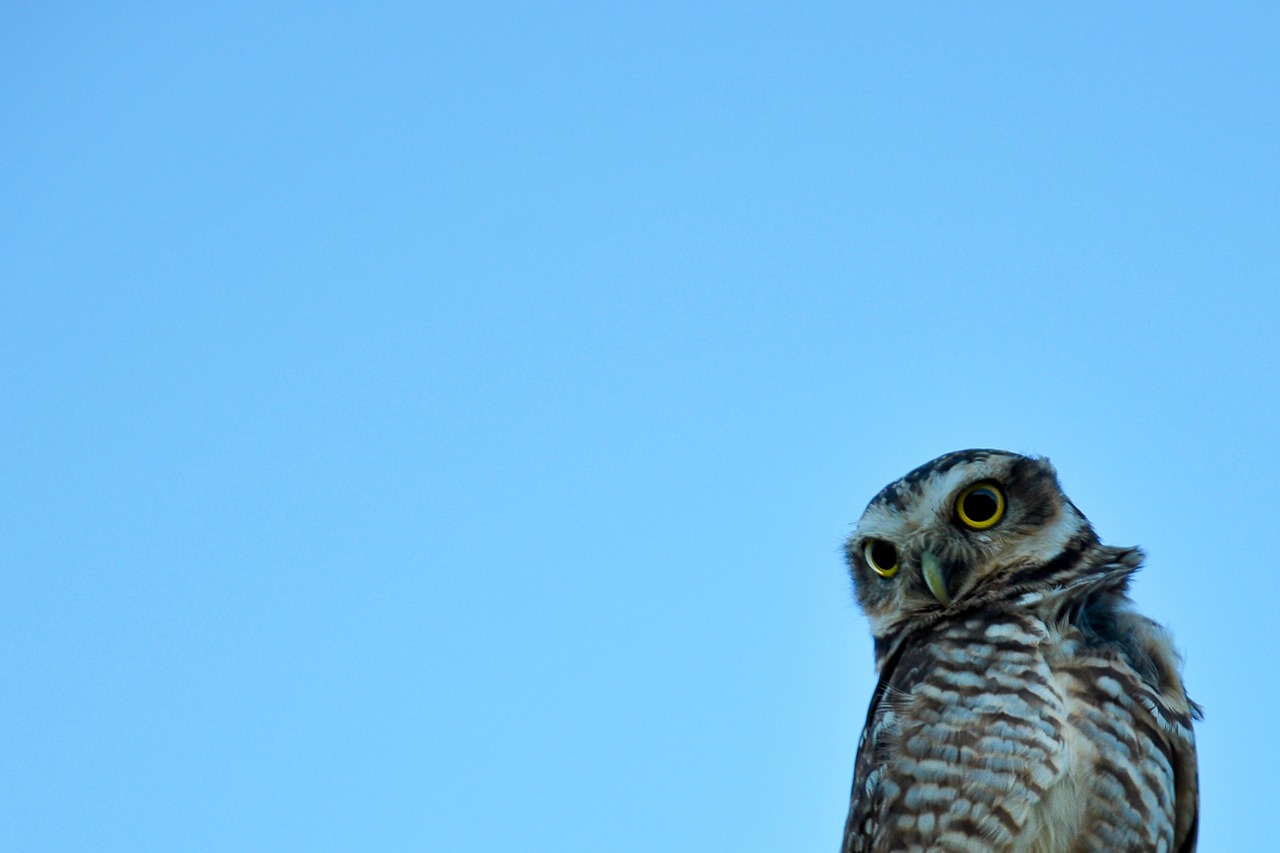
3;3;1277;849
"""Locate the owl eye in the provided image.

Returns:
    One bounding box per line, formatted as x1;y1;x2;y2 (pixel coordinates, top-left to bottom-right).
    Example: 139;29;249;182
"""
956;482;1005;529
863;539;899;578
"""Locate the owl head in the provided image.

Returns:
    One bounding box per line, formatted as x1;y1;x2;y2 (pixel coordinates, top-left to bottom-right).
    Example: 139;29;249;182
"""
846;449;1117;655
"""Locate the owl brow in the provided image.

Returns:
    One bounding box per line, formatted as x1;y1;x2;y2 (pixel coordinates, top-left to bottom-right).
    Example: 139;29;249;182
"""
868;450;1005;512
899;449;998;488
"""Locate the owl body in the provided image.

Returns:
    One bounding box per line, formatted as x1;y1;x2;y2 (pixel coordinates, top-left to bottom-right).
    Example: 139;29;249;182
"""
842;450;1198;853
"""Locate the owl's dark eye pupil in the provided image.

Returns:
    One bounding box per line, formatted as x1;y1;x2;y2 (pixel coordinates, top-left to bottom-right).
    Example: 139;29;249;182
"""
870;540;897;570
963;490;999;522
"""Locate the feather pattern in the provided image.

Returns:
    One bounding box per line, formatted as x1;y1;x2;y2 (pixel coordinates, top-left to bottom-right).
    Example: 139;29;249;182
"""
841;450;1197;853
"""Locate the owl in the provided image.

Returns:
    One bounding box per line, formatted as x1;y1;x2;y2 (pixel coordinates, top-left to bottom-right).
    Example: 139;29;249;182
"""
841;449;1199;853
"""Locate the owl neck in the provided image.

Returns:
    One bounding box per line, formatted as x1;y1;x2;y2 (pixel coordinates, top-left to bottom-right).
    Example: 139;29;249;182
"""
871;540;1144;673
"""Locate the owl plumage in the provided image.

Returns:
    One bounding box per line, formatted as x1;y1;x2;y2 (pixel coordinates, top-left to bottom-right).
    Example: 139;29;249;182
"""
841;449;1199;853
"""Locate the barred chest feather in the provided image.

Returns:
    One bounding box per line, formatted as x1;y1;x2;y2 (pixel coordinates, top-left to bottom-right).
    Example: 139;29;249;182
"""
845;606;1192;853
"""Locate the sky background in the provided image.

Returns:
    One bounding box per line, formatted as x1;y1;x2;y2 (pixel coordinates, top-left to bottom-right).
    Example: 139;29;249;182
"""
3;3;1277;850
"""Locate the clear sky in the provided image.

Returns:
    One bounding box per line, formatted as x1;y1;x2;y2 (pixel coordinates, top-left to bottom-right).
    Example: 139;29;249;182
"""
3;3;1277;850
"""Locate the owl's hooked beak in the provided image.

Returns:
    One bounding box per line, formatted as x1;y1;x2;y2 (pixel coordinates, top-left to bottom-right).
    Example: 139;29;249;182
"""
921;551;952;606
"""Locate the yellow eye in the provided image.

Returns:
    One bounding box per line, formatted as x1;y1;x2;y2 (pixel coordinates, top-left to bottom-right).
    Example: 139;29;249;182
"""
956;482;1005;529
863;539;899;578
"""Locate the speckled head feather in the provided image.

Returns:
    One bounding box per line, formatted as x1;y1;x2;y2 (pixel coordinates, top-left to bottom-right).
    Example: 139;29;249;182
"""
840;449;1198;853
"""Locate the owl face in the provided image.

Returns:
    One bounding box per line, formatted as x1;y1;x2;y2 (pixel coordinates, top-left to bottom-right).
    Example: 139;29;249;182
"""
846;450;1094;638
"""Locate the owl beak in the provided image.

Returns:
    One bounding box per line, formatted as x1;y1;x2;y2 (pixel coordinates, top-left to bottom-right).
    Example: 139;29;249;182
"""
921;551;952;606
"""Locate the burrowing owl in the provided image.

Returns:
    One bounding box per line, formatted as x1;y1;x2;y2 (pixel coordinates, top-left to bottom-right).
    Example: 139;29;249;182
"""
841;449;1198;852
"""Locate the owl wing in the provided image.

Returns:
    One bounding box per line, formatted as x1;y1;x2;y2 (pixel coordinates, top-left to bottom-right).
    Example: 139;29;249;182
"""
841;635;930;853
1121;613;1201;852
840;659;897;853
1172;729;1199;853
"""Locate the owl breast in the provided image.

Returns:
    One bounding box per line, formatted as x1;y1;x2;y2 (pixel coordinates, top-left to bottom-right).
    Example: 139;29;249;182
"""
847;608;1181;853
